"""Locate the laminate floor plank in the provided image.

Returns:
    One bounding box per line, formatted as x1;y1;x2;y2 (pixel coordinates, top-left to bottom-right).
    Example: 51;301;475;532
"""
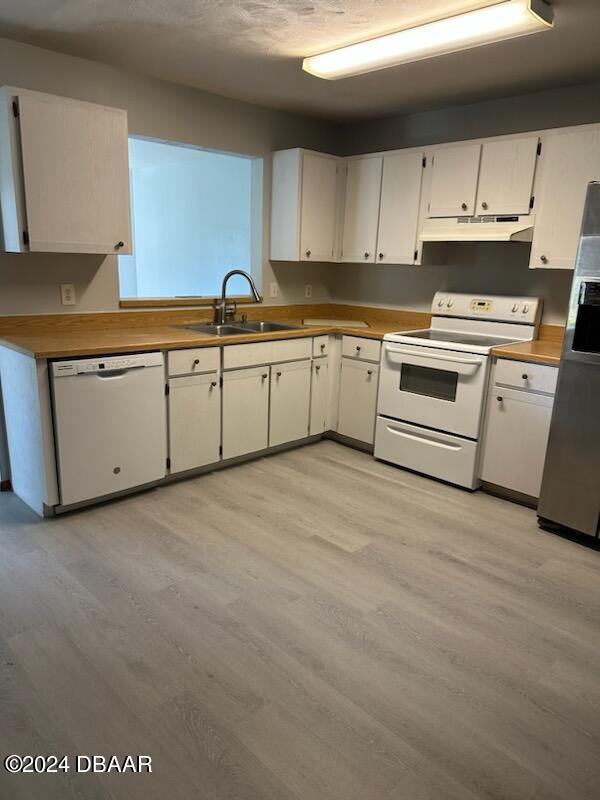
0;440;598;800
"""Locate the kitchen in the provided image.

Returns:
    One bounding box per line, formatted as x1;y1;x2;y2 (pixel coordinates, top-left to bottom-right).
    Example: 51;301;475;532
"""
0;2;599;799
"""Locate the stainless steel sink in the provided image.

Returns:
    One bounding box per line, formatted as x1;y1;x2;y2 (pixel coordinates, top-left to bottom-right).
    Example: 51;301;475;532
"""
183;323;249;336
236;321;302;333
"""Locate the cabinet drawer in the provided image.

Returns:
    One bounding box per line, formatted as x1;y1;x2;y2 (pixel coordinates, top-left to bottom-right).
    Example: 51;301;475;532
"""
223;337;312;370
312;335;329;358
494;359;558;394
168;347;220;377
341;336;381;363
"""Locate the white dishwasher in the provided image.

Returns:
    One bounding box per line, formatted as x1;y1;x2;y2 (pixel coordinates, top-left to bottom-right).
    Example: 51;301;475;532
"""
51;352;166;508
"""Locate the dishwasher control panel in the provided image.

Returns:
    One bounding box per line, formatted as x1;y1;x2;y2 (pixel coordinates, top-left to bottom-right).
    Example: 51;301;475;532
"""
52;352;164;377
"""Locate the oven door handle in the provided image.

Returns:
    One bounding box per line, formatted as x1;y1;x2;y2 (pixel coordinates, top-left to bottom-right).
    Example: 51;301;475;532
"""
385;346;484;367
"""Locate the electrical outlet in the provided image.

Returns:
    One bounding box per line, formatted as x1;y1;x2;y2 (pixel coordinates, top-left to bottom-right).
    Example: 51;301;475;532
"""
60;283;76;306
270;282;278;299
305;284;313;299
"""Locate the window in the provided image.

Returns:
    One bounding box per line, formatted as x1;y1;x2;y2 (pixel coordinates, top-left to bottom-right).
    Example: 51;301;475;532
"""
118;137;262;299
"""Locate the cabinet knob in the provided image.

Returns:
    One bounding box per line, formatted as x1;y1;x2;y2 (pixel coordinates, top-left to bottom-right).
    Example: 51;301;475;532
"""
522;374;529;380
315;365;320;371
461;203;468;211
378;252;384;260
320;343;325;351
210;381;217;388
305;249;311;258
364;252;370;259
540;254;548;264
193;358;200;366
262;373;268;380
355;345;361;352
115;240;124;249
367;370;373;376
276;371;282;378
496;396;503;402
481;201;488;210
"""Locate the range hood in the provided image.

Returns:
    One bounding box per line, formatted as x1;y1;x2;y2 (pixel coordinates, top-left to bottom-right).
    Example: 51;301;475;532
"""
420;215;534;243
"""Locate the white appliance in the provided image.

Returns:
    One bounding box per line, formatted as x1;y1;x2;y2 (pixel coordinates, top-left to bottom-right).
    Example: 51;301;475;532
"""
375;292;542;489
51;352;166;508
420;215;534;243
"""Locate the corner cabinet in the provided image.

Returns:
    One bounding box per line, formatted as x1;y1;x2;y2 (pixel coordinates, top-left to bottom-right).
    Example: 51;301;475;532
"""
376;151;424;265
270;148;340;262
529;126;600;269
340;156;383;263
0;86;132;254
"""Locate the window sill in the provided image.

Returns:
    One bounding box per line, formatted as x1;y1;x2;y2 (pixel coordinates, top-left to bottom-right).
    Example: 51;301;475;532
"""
120;296;257;309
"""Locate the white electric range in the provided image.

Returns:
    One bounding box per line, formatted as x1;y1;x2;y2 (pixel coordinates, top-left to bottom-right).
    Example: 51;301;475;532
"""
374;292;542;489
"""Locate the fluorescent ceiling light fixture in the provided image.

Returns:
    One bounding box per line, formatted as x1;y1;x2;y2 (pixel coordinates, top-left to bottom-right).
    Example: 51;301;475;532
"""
302;0;553;80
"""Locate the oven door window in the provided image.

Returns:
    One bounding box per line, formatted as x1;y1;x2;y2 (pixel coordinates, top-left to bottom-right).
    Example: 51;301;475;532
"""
400;363;458;402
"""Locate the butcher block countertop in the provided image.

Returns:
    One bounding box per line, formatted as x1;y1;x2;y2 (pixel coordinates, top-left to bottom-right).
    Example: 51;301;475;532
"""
0;304;431;360
491;325;564;366
0;304;565;363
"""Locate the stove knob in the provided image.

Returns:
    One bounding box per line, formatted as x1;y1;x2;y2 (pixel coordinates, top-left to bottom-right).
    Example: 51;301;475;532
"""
447;299;454;308
512;303;519;313
437;298;445;307
522;304;530;314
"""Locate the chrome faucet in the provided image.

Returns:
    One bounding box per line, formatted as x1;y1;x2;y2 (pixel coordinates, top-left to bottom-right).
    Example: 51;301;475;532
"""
214;269;262;325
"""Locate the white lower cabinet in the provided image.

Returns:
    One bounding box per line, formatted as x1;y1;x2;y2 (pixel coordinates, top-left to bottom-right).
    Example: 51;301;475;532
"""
310;357;329;435
481;360;557;498
168;373;220;473
270;360;311;447
222;366;269;459
337;358;379;445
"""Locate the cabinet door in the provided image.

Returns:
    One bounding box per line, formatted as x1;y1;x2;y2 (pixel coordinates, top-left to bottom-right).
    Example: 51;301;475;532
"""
427;144;481;217
476;137;539;216
16;90;131;254
168;373;220;473
341;156;383;263
270;360;311;447
376;152;424;265
337;359;379;444
310;357;329;435
530;127;600;269
481;387;554;498
222;367;269;459
300;152;338;262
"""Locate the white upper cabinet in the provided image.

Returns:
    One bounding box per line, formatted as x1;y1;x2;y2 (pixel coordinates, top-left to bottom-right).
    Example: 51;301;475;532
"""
376;151;424;265
529;126;600;269
0;87;131;254
270;148;339;262
341;156;383;263
476;136;539;216
427;143;481;217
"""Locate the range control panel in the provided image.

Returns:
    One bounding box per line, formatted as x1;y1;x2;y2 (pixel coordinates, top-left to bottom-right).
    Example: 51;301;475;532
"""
432;292;542;325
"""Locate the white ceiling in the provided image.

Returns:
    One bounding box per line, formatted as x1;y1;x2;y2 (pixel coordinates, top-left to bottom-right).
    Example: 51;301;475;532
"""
0;0;599;120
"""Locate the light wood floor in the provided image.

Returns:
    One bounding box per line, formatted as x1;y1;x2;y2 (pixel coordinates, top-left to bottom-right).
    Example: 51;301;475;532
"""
1;440;599;800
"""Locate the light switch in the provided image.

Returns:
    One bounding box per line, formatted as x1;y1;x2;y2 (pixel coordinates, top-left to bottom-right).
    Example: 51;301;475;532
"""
270;282;278;298
60;283;76;306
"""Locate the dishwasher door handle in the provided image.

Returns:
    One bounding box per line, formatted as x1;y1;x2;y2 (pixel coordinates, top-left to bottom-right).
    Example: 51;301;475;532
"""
93;366;146;378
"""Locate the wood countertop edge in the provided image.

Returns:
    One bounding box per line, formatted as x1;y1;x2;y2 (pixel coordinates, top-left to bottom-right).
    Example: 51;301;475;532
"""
0;324;390;360
491;345;562;366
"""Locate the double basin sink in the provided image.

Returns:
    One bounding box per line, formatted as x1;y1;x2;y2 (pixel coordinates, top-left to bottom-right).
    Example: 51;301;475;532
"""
182;320;303;337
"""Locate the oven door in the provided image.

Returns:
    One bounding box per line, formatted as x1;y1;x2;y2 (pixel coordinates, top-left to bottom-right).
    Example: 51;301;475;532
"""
378;342;489;438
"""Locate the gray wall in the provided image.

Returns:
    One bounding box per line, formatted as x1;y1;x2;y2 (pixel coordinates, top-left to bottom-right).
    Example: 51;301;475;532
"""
0;37;597;322
0;36;341;314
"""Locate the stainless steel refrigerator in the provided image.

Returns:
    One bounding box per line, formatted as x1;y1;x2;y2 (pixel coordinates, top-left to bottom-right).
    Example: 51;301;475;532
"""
538;182;600;540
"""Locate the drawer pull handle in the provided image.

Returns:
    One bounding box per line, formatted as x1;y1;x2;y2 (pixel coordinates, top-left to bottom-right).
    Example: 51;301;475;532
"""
496;396;503;402
193;359;200;366
355;345;361;352
522;373;529;380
